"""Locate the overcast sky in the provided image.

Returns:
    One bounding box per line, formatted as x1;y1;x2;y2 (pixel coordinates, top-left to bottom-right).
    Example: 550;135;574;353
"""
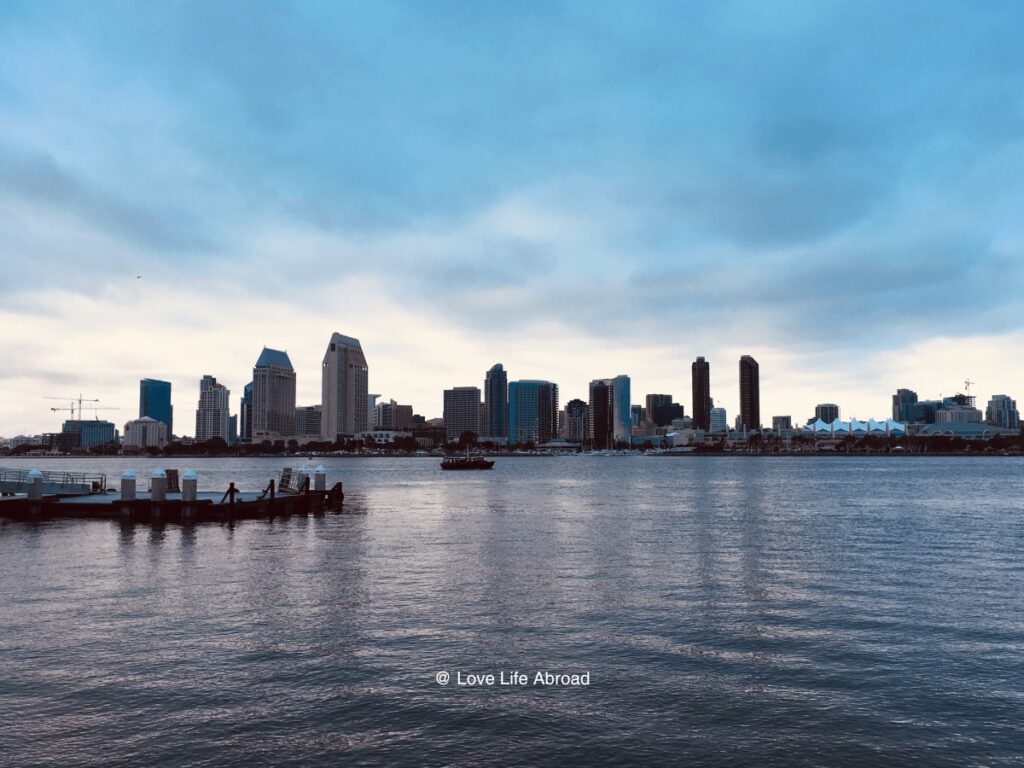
2;1;1024;436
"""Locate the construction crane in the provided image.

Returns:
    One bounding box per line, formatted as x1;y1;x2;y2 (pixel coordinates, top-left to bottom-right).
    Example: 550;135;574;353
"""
964;379;975;396
44;394;102;422
49;404;119;421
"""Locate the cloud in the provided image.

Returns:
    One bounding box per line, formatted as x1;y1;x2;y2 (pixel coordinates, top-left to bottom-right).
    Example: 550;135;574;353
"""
0;144;213;253
3;1;1024;434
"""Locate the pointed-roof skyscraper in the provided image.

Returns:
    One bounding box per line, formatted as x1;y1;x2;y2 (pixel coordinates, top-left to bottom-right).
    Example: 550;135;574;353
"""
321;332;369;441
252;347;296;440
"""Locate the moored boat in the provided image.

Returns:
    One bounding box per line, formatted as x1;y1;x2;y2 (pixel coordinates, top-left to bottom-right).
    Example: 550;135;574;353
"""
440;456;495;470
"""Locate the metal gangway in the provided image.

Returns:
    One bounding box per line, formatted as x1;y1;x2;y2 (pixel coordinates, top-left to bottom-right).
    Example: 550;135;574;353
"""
0;467;107;496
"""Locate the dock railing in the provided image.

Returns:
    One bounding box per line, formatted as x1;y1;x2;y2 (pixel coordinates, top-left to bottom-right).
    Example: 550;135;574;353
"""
0;467;106;495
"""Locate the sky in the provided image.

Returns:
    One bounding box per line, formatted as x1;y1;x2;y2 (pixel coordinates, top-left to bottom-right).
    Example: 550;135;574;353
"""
2;0;1024;436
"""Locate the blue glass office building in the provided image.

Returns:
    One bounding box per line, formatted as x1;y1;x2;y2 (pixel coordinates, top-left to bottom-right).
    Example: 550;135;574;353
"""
139;378;173;436
507;380;558;445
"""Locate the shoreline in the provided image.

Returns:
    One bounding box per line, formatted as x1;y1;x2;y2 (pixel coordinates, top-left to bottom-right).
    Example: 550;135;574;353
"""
3;451;1021;460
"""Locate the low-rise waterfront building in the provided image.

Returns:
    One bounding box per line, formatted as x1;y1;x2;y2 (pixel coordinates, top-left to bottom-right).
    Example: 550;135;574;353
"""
356;430;413;445
123;416;168;450
917;422;1018;440
59;419;118;449
803;418;907;437
935;406;983;423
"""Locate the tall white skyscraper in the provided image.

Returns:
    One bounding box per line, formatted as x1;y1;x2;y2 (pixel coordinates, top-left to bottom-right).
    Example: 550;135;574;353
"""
321;332;369;441
195;375;230;442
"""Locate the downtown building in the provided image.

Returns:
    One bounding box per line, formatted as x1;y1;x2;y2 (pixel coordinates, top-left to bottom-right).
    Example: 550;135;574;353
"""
376;399;415;431
443;386;482;440
892;388;918;423
985;395;1020;430
772;415;793;432
709;405;728;434
935;405;983;423
368;394;380;428
919;395;976;424
253;348;296;441
508;380;559;446
240;382;253;442
195;375;230;442
562;398;589;443
123;417;168;450
814;403;841;423
54;420;117;450
588;375;631;449
484;363;508;441
295;405;322;438
321;333;369;441
139;378;173;437
645;394;683;428
691;357;712;431
738;355;760;431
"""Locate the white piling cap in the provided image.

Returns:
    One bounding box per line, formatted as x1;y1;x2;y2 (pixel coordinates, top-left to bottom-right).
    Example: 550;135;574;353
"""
121;469;135;480
27;468;43;479
315;464;326;474
182;469;198;480
151;468;167;478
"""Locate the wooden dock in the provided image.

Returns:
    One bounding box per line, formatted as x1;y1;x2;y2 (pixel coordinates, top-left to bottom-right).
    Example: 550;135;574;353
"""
0;466;344;524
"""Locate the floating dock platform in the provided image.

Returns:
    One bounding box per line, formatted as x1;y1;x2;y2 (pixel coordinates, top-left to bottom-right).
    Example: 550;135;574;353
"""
0;466;344;524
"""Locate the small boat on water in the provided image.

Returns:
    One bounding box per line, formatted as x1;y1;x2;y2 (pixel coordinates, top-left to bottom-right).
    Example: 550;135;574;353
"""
440;455;495;470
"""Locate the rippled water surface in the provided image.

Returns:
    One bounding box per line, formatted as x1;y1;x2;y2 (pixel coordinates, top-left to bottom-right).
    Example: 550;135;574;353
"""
2;456;1023;767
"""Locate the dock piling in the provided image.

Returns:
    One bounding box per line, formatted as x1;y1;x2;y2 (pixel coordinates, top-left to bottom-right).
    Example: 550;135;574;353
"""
182;469;197;520
151;469;167;501
121;470;136;501
27;469;43;500
182;469;197;501
150;468;166;522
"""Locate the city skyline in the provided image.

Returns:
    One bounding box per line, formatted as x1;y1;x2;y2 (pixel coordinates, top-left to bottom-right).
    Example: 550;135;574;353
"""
4;3;1024;434
0;334;1020;438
